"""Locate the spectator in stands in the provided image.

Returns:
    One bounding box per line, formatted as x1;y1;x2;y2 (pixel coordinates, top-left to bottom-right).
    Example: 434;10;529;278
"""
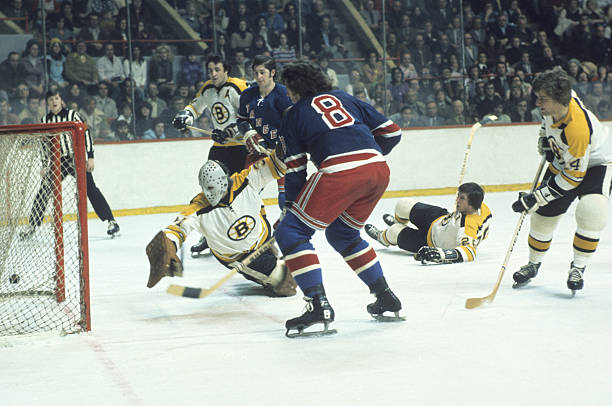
480;34;503;64
113;118;135;141
255;15;276;51
410;34;432;74
492;61;511;97
93;81;118;119
65;82;86;108
569;14;594;62
507;81;527;106
99;10;117;43
447;16;463;49
230;19;253;51
0;96;18;125
506;36;525;66
134;101;153;139
421;20;438;47
488;13;516;48
64;40;99;93
590;24;611;66
284;17;301;49
385;32;405;61
509;99;533;122
328;34;349;74
149;44;176;99
514;15;535;46
530;30;553;66
144;82;167;119
397;51;418;81
120;0;152;29
434;89;452;120
116;78;143;113
262;1;285;38
228;2;250;36
410;5;428;32
597;100;612;120
584;0;606;25
404;88;426;118
77;13;104;57
273;32;297;68
389;67;409;105
3;0;29;30
17;93;43;124
429;0;452;31
124;45;147;96
181;53;204;92
247;35;271;59
514;51;535;80
217;33;231;63
317;53;338;88
98;43;125;100
231;49;250;80
311;14;337;54
46;38;68;89
160;96;186;138
360;0;381;33
416;100;445;127
445;99;471;125
345;67;367;96
78;0;118;21
181;1;202;33
0;52;24;93
362;50;384;94
134;20;156;56
492;102;512;124
537;46;564;71
386;0;404;30
10;83;29;115
584;81;608;112
462;32;479;68
397;13;413;44
476;51;491;76
116;102;134;132
143;119;167;140
352;83;373;105
48;16;74;52
20;40;44;97
394;105;418;128
476;82;503;120
574;70;590;100
306;0;326;35
79;96;106;140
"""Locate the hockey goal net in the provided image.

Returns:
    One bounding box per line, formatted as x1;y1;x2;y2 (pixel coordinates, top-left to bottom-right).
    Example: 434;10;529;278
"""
0;122;90;335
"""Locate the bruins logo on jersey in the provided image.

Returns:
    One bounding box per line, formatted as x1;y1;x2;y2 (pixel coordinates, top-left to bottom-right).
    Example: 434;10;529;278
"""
211;101;230;124
227;215;256;241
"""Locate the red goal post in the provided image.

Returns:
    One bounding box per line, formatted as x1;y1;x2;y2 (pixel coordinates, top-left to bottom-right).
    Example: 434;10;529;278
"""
0;122;91;335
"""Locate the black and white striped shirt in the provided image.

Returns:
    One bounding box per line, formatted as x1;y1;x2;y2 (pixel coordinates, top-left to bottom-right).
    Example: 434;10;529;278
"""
42;108;95;159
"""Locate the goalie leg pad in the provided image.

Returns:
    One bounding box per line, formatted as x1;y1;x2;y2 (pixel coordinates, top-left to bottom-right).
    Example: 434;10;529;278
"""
394;198;417;224
383;223;405;246
146;231;183;288
266;260;297;297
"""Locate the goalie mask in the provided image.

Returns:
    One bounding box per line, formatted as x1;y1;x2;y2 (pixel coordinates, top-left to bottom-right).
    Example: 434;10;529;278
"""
198;160;230;206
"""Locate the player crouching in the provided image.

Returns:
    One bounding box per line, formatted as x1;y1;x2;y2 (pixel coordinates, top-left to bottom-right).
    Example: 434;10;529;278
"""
145;149;296;297
366;183;491;264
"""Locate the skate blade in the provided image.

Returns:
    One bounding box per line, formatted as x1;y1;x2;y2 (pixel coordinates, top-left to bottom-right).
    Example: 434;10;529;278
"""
512;280;532;289
190;250;210;258
285;328;337;338
370;312;405;322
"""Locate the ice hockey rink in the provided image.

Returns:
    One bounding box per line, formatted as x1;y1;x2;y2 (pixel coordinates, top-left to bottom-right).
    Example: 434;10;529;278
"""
2;191;612;406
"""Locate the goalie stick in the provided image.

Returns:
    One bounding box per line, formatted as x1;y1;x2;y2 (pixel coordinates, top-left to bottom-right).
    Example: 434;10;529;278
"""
464;156;547;309
457;115;498;187
166;237;278;299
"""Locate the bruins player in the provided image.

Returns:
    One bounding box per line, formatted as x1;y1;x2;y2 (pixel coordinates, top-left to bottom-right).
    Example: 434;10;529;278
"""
145;146;296;297
172;55;248;255
511;69;611;293
366;183;492;264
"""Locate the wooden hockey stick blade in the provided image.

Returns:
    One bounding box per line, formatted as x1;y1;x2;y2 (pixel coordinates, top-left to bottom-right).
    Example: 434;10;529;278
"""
479;114;498;126
166;238;277;299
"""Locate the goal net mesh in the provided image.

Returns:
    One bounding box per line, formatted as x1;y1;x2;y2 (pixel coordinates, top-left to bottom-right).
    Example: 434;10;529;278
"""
0;123;90;336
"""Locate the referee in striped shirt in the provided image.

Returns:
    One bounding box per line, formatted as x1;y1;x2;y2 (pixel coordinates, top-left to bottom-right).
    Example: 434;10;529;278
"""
20;89;120;239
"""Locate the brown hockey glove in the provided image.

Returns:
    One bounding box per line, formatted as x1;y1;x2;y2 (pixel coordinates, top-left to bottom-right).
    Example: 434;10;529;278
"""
145;231;183;288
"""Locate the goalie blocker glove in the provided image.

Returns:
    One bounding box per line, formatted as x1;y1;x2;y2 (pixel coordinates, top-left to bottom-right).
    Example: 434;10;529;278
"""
414;246;461;264
172;110;194;130
512;182;563;213
238;121;268;154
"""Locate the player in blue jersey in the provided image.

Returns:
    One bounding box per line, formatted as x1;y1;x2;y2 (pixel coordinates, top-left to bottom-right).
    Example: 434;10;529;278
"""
275;61;404;337
236;55;293;210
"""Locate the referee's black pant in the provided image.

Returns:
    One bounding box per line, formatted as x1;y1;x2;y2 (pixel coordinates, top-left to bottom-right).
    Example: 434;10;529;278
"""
29;157;115;227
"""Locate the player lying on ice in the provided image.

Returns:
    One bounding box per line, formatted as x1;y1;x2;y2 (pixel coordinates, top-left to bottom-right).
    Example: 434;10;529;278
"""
366;183;492;264
145;146;297;297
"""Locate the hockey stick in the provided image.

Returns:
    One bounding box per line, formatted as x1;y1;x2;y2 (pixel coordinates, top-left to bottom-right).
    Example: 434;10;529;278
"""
166;237;277;299
186;125;213;136
186;125;274;155
465;156;547;309
458;115;498;187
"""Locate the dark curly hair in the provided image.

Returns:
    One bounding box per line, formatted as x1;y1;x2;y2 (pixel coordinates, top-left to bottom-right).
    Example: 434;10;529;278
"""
458;182;484;210
532;68;574;106
280;60;332;99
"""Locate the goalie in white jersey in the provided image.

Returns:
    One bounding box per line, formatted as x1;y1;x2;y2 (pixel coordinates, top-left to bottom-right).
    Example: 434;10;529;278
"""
511;69;612;293
145;148;296;297
366;183;492;264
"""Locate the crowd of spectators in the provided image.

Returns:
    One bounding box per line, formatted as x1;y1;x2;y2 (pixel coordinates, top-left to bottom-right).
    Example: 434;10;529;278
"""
2;0;612;138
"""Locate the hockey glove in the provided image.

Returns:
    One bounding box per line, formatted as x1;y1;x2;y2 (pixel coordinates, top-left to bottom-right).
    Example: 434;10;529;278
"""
211;124;238;144
537;136;554;163
172;110;194;130
237;121;268;154
511;184;563;213
414;246;460;264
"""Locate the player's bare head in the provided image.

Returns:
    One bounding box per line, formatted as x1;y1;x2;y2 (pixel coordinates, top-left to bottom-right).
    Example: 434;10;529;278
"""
252;55;277;79
458;182;484;211
207;55;230;87
206;55;231;73
532;69;573;106
281;61;332;100
45;89;63;114
198;160;231;206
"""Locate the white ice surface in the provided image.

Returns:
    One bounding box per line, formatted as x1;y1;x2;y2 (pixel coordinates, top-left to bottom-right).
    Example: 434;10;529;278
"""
2;191;612;406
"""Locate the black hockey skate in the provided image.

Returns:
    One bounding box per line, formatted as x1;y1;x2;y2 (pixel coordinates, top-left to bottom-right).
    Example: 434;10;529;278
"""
367;276;404;321
365;224;389;247
190;235;209;257
285;285;337;338
512;262;540;288
382;214;396;226
567;262;586;296
107;220;120;238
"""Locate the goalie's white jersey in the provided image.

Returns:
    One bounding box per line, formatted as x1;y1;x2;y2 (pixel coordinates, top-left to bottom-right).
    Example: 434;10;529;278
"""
428;203;492;262
164;157;284;263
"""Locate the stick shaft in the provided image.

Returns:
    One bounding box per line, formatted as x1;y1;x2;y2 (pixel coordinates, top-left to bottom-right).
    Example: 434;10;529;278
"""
465;156;547;309
186;125;213;136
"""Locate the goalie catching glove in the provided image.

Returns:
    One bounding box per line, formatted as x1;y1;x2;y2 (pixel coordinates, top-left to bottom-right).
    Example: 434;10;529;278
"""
238;121;268;154
145;231;183;288
172;110;194;131
414;246;461;264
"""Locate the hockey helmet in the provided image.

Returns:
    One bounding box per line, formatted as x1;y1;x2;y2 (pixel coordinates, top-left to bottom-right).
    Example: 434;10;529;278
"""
198;160;230;206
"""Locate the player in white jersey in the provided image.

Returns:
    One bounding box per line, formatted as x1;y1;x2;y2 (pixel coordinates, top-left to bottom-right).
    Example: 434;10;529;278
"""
511;69;612;293
366;183;492;264
145;148;296;297
172;55;249;256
